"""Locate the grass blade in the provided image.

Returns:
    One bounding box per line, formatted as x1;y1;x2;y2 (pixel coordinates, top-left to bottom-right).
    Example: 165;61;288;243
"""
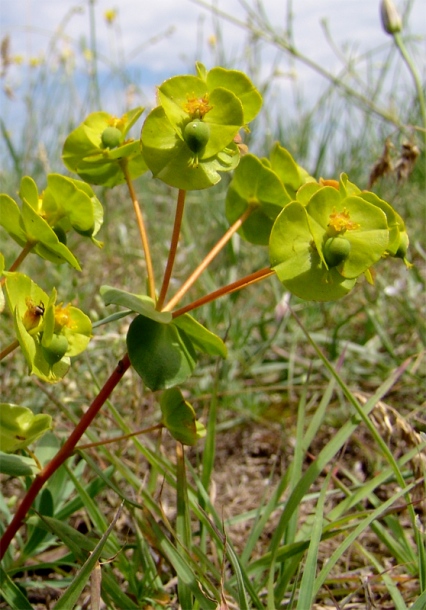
53;504;128;610
296;471;332;610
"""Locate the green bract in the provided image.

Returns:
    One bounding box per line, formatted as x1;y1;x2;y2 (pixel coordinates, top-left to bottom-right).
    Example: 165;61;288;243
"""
305;186;389;278
0;403;52;453
270;201;357;301
269;143;315;199
101;285;226;390
200;64;263;123
160;388;206;446
4;273;92;382
21;174;103;245
141;66;262;190
225;153;291;245
268;172;407;301
0;195;80;269
62;108;148;187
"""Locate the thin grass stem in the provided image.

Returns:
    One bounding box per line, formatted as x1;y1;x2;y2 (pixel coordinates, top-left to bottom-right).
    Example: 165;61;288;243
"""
75;423;163;450
393;31;426;146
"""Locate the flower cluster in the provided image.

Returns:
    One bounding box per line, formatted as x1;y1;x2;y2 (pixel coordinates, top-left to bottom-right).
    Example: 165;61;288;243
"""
140;62;262;190
62;108;147;187
269;170;410;301
4;273;92;382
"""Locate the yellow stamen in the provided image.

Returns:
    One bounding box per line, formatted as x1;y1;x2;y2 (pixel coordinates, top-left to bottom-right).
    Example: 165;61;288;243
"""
54;303;73;329
183;93;212;118
328;208;360;233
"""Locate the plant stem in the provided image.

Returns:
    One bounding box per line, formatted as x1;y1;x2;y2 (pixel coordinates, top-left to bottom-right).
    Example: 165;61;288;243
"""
393;32;426;148
172;267;275;318
121;160;156;300
0;353;131;561
163;205;254;312
190;0;405;129
88;0;101;109
156;189;187;311
0;339;20;361
0;242;35;287
75;422;163;450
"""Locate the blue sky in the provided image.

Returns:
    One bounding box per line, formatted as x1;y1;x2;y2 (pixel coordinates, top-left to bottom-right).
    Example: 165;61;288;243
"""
1;0;424;160
3;0;424;87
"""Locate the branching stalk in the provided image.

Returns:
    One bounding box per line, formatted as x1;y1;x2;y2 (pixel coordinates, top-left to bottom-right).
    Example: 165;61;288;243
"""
172;267;275;318
0;353;131;560
75;423;163;450
157;189;187;311
163;205;255;312
0;242;35;287
0;339;20;361
120;160;156;300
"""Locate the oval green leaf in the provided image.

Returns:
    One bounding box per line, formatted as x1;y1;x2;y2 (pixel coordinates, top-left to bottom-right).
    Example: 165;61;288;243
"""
160;387;205;445
127;315;197;391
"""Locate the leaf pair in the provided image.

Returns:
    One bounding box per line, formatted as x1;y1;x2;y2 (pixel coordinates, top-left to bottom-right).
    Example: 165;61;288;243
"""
101;286;226;392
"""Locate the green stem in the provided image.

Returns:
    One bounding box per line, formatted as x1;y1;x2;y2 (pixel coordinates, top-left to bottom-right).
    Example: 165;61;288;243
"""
88;0;101;109
157;189;187;311
393;32;426;148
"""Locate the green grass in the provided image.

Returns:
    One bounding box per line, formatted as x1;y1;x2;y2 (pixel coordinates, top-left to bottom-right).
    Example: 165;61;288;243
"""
1;1;425;608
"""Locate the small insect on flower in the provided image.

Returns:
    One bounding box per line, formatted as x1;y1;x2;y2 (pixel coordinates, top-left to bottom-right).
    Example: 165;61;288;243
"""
23;298;45;330
34;301;45;316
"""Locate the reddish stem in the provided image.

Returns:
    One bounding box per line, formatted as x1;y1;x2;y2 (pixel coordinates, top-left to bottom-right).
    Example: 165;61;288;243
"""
172;267;275;318
163;205;254;313
156;189;186;311
0;242;35;287
0;353;131;560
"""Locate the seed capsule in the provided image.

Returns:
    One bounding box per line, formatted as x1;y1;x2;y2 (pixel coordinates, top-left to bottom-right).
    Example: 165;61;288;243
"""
183;120;210;154
323;237;351;268
41;334;69;365
101;126;123;149
395;231;409;259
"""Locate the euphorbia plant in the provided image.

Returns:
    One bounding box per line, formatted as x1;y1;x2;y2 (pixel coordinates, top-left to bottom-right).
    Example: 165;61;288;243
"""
0;63;412;606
